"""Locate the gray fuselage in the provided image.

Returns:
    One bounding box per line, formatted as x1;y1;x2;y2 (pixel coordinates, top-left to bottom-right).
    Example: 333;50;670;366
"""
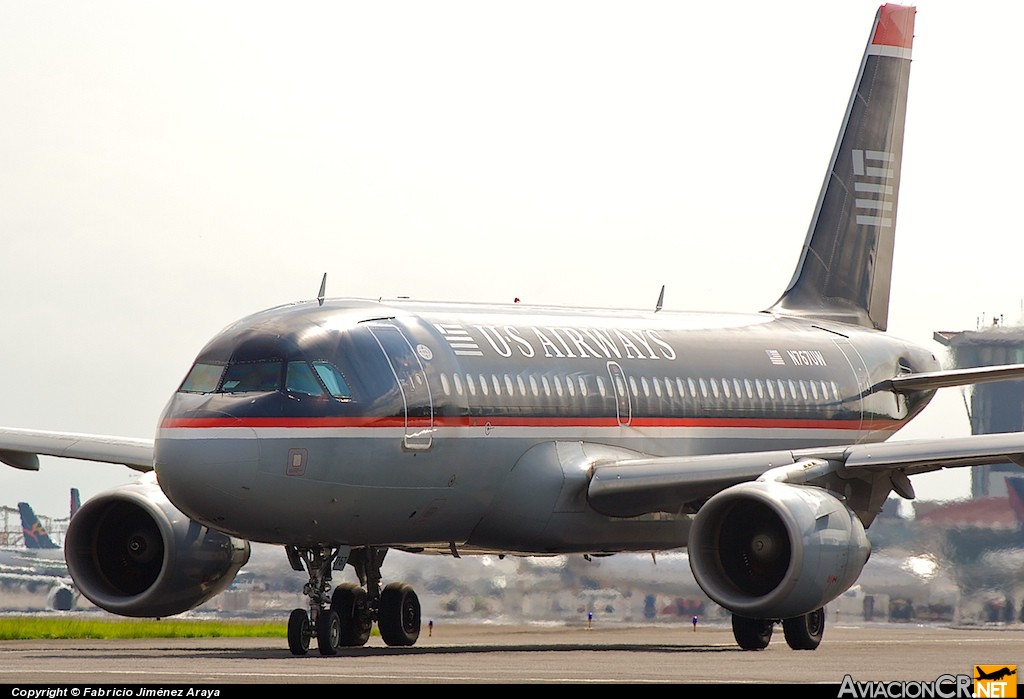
153;297;938;554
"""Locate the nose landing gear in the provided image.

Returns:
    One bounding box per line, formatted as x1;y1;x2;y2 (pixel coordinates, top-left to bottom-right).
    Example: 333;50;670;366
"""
284;544;421;656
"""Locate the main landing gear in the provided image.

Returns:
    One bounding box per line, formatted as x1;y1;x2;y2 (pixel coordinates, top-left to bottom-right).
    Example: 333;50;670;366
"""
731;607;825;651
285;544;421;656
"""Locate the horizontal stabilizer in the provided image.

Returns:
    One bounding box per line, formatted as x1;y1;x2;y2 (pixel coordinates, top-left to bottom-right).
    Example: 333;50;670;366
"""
883;363;1024;392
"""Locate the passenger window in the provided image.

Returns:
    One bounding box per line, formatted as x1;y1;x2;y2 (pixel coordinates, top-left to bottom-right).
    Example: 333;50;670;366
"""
286;362;325;396
312;361;352;399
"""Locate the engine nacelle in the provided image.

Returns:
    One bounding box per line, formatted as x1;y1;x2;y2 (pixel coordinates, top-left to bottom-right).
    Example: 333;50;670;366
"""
688;480;870;620
47;582;76;611
64;472;250;617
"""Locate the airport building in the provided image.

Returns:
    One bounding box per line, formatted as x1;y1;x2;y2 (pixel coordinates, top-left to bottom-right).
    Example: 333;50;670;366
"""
935;316;1024;499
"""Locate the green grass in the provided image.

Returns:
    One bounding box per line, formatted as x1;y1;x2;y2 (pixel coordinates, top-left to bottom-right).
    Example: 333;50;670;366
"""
0;616;286;640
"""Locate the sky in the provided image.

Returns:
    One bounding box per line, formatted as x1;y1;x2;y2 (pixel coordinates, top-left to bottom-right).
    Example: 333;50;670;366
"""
1;1;1023;519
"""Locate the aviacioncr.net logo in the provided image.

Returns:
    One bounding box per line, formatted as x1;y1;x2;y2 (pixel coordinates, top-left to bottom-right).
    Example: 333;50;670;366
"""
838;674;973;698
974;665;1017;698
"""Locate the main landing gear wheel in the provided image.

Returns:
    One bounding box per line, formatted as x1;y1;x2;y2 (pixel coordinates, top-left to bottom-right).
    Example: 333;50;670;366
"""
332;582;372;647
287;608;311;656
782;607;825;650
731;614;774;650
317;608;342;656
378;582;421;647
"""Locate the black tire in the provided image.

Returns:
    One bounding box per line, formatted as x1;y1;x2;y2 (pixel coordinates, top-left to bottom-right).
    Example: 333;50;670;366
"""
287;608;311;656
782;608;825;650
316;609;341;656
332;582;372;647
379;582;421;647
731;614;773;650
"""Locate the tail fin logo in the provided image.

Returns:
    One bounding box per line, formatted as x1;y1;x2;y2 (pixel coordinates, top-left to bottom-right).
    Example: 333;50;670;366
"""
853;149;896;228
23;521;48;545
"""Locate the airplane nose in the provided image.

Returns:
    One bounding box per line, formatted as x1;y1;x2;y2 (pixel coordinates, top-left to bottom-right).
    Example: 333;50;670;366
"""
154;425;260;530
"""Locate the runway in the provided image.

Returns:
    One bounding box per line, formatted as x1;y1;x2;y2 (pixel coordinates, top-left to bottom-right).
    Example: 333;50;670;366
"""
1;622;1022;686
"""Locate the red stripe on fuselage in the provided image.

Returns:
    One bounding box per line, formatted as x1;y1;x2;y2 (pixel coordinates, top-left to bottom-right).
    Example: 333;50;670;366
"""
160;416;899;431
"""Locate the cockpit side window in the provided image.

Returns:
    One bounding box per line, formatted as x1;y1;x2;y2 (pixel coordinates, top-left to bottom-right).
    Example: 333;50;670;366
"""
179;363;225;393
285;361;325;396
220;361;282;392
312;361;352;399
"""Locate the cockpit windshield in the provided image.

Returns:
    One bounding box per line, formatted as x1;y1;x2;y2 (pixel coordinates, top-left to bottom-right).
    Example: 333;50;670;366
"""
175;324;401;410
178;359;351;399
311;361;351;398
222;361;282;392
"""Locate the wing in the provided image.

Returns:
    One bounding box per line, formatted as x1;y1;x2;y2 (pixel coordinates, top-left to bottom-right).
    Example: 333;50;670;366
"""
589;364;1024;522
588;431;1024;522
0;427;154;472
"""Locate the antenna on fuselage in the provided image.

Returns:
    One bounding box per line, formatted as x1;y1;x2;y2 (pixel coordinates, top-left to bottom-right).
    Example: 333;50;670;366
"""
655;285;665;313
317;273;327;307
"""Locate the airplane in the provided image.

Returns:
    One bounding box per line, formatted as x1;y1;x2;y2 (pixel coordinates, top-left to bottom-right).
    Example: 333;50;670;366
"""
4;2;1024;655
975;667;1016;682
0;497;78;611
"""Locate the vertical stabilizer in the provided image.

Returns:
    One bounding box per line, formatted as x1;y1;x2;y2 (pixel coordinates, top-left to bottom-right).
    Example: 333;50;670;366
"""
70;488;80;519
18;502;59;549
1006;477;1024;527
769;4;915;331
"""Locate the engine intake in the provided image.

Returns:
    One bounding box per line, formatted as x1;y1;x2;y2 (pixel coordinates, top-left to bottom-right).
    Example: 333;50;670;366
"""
64;472;250;617
688;480;870;620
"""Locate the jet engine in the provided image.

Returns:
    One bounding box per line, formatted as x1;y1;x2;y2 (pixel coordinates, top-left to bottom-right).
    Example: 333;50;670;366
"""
47;582;76;611
688;480;870;620
64;473;250;617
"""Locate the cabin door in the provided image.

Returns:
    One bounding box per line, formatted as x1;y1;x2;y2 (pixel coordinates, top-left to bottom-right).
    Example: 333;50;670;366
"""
607;361;632;427
368;324;435;450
